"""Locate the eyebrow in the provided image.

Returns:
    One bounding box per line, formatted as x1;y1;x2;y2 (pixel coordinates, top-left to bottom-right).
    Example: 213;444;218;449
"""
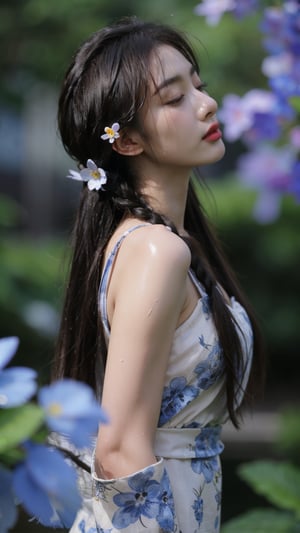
154;65;197;95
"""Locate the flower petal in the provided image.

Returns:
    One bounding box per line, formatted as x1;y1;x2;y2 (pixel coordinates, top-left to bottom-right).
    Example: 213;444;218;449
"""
0;367;37;407
0;337;19;370
66;170;84;182
86;159;98;171
13;444;81;528
39;379;108;447
0;466;18;532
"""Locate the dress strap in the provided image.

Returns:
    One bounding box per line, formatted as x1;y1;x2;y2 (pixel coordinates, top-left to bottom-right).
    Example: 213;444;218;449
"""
188;268;206;298
98;224;150;338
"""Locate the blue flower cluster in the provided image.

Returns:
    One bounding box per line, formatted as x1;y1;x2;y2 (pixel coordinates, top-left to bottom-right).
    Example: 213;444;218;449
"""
195;0;300;223
0;337;108;531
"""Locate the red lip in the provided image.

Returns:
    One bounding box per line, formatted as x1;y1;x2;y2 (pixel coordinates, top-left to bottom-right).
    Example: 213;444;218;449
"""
203;122;222;141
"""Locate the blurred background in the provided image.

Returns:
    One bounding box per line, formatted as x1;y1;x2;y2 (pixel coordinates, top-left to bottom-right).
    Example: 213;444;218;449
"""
0;0;299;530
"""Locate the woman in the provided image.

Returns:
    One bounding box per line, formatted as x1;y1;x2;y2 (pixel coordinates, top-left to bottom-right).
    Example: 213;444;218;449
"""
54;16;264;532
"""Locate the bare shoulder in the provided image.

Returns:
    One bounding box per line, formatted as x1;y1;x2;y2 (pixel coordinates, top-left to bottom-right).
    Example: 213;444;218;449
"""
119;224;191;272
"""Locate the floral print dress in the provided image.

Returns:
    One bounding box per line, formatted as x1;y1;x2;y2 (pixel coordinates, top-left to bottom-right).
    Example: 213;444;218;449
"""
70;224;253;533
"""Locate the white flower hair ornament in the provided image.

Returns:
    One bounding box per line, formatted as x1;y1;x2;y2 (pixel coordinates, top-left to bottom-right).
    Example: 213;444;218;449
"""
101;122;120;143
67;159;107;191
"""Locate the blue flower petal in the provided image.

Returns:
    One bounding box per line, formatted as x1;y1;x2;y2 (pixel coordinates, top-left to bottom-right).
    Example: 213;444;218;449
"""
0;337;19;370
0;466;18;532
13;444;81;528
39;379;108;448
0;367;37;407
13;462;62;527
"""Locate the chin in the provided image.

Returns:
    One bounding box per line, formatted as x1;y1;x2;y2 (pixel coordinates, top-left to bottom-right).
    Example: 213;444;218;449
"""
207;142;226;164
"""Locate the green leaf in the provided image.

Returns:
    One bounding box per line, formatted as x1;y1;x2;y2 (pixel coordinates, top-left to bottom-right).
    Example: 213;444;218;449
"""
222;508;296;533
0;447;26;466
0;404;45;453
238;461;300;516
289;97;300;113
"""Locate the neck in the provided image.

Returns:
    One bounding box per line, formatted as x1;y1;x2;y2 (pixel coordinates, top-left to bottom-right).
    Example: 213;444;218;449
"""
135;162;191;232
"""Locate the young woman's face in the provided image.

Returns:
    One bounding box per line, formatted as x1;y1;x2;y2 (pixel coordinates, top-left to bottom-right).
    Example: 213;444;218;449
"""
139;45;225;171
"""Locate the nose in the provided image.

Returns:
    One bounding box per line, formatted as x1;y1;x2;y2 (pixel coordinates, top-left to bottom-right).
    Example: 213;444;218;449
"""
195;92;218;121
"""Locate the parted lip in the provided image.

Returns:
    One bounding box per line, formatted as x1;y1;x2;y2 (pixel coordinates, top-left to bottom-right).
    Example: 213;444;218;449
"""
202;122;220;139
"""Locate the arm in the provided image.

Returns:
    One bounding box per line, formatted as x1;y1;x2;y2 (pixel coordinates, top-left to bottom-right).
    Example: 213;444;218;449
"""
95;225;190;478
92;226;190;531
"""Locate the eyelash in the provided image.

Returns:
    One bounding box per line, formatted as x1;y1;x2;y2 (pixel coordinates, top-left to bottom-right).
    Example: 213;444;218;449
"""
165;82;208;106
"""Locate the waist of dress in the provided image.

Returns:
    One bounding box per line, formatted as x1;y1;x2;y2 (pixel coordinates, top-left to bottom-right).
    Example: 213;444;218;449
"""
154;425;224;459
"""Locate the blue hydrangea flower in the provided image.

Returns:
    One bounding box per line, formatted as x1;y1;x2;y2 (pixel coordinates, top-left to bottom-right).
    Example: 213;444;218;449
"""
0;465;18;533
39;379;108;448
159;376;199;425
157;469;175;531
12;442;81;528
112;467;161;529
0;337;37;408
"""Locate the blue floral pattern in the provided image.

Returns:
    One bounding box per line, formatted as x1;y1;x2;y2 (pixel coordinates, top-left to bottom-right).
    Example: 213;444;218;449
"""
194;340;225;390
70;226;254;533
112;468;162;528
159;376;199;425
78;519;98;533
192;490;204;527
92;461;176;532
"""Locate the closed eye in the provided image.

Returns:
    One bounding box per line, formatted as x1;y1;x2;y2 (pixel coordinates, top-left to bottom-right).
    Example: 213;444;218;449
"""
165;94;184;106
196;82;208;92
164;82;208;106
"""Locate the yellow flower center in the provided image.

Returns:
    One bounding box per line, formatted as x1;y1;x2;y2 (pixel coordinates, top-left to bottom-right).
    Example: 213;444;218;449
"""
105;127;114;137
48;402;63;416
91;170;100;179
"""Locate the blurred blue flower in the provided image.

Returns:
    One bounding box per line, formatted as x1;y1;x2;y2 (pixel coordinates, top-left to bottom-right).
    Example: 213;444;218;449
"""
0;465;18;533
238;145;295;193
260;7;285;54
237;145;296;222
0;337;37;408
252;191;282;224
12;442;81;528
290;161;300;202
245;112;281;143
39;379;108;448
195;0;257;25
233;0;258;19
290;127;300;150
219;90;277;142
270;73;300;99
194;0;235;26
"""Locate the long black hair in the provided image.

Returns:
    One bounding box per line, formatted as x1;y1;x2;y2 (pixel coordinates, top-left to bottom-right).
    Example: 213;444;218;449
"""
53;17;264;427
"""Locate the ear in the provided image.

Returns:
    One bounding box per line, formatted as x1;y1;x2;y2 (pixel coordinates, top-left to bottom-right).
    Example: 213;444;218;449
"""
112;129;144;157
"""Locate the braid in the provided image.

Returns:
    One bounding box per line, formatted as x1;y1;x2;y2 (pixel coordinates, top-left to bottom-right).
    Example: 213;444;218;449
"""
52;178;176;392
